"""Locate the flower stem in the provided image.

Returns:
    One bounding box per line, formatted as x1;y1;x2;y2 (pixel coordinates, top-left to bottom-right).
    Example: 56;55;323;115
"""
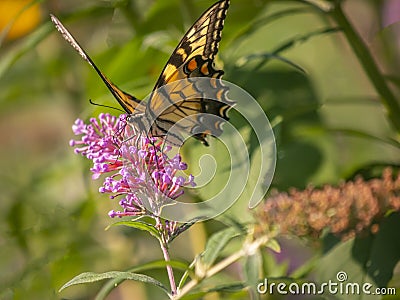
156;217;177;296
330;1;400;132
174;234;270;299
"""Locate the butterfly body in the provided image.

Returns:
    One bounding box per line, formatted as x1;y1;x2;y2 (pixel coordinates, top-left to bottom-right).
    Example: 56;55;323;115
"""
51;0;233;146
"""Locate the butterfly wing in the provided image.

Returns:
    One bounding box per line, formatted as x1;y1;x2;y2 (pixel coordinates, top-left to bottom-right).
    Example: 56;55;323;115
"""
145;0;234;146
50;14;144;115
51;0;233;145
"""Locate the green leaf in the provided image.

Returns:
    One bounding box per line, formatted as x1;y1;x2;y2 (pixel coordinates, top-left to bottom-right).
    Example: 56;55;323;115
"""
96;260;190;300
216;215;249;233
108;220;161;241
179;282;248;300
260;247;290;278
179;282;249;300
328;128;400;149
232;26;340;75
316;213;400;300
273;26;340;53
383;261;400;300
201;227;243;267
177;263;194;290
59;271;169;295
300;0;334;12
167;218;202;243
230;7;313;47
206;282;248;293
236;52;306;74
265;238;281;253
367;213;400;286
289;255;319;278
244;251;262;300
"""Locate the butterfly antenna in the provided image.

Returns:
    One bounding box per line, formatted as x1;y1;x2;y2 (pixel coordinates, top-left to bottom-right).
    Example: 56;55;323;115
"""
89;99;125;113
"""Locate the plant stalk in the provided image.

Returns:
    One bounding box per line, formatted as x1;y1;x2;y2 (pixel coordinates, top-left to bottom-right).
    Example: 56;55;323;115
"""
174;235;270;299
156;217;177;297
330;1;400;132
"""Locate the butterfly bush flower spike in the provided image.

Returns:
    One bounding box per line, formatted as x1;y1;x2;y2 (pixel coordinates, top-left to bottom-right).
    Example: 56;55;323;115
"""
257;168;400;241
70;113;196;219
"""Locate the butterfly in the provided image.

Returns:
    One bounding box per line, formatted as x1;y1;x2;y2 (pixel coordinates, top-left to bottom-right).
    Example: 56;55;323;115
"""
50;0;234;146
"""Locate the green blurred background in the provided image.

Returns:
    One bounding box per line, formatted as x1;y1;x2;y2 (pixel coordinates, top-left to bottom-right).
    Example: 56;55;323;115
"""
1;0;399;299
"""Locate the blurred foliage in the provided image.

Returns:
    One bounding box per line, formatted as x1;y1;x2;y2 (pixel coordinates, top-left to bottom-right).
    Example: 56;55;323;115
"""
0;0;399;299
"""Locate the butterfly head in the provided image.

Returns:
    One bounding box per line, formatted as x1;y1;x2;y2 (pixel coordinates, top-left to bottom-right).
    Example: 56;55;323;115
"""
126;113;149;134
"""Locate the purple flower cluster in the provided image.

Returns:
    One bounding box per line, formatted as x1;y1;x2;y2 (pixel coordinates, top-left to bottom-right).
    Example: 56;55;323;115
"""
70;113;196;218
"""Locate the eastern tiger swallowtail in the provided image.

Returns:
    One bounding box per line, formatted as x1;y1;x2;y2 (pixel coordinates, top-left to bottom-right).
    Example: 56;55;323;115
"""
50;0;233;146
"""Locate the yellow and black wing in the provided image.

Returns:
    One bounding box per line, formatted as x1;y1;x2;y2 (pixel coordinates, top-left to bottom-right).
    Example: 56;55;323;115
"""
51;0;234;146
146;0;234;146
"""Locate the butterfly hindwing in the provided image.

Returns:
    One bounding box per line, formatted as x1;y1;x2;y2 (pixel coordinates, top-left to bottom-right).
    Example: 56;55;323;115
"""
148;75;230;144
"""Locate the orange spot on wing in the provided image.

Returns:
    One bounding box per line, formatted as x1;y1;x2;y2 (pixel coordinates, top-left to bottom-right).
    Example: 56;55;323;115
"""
201;63;209;75
216;89;224;100
188;58;198;72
